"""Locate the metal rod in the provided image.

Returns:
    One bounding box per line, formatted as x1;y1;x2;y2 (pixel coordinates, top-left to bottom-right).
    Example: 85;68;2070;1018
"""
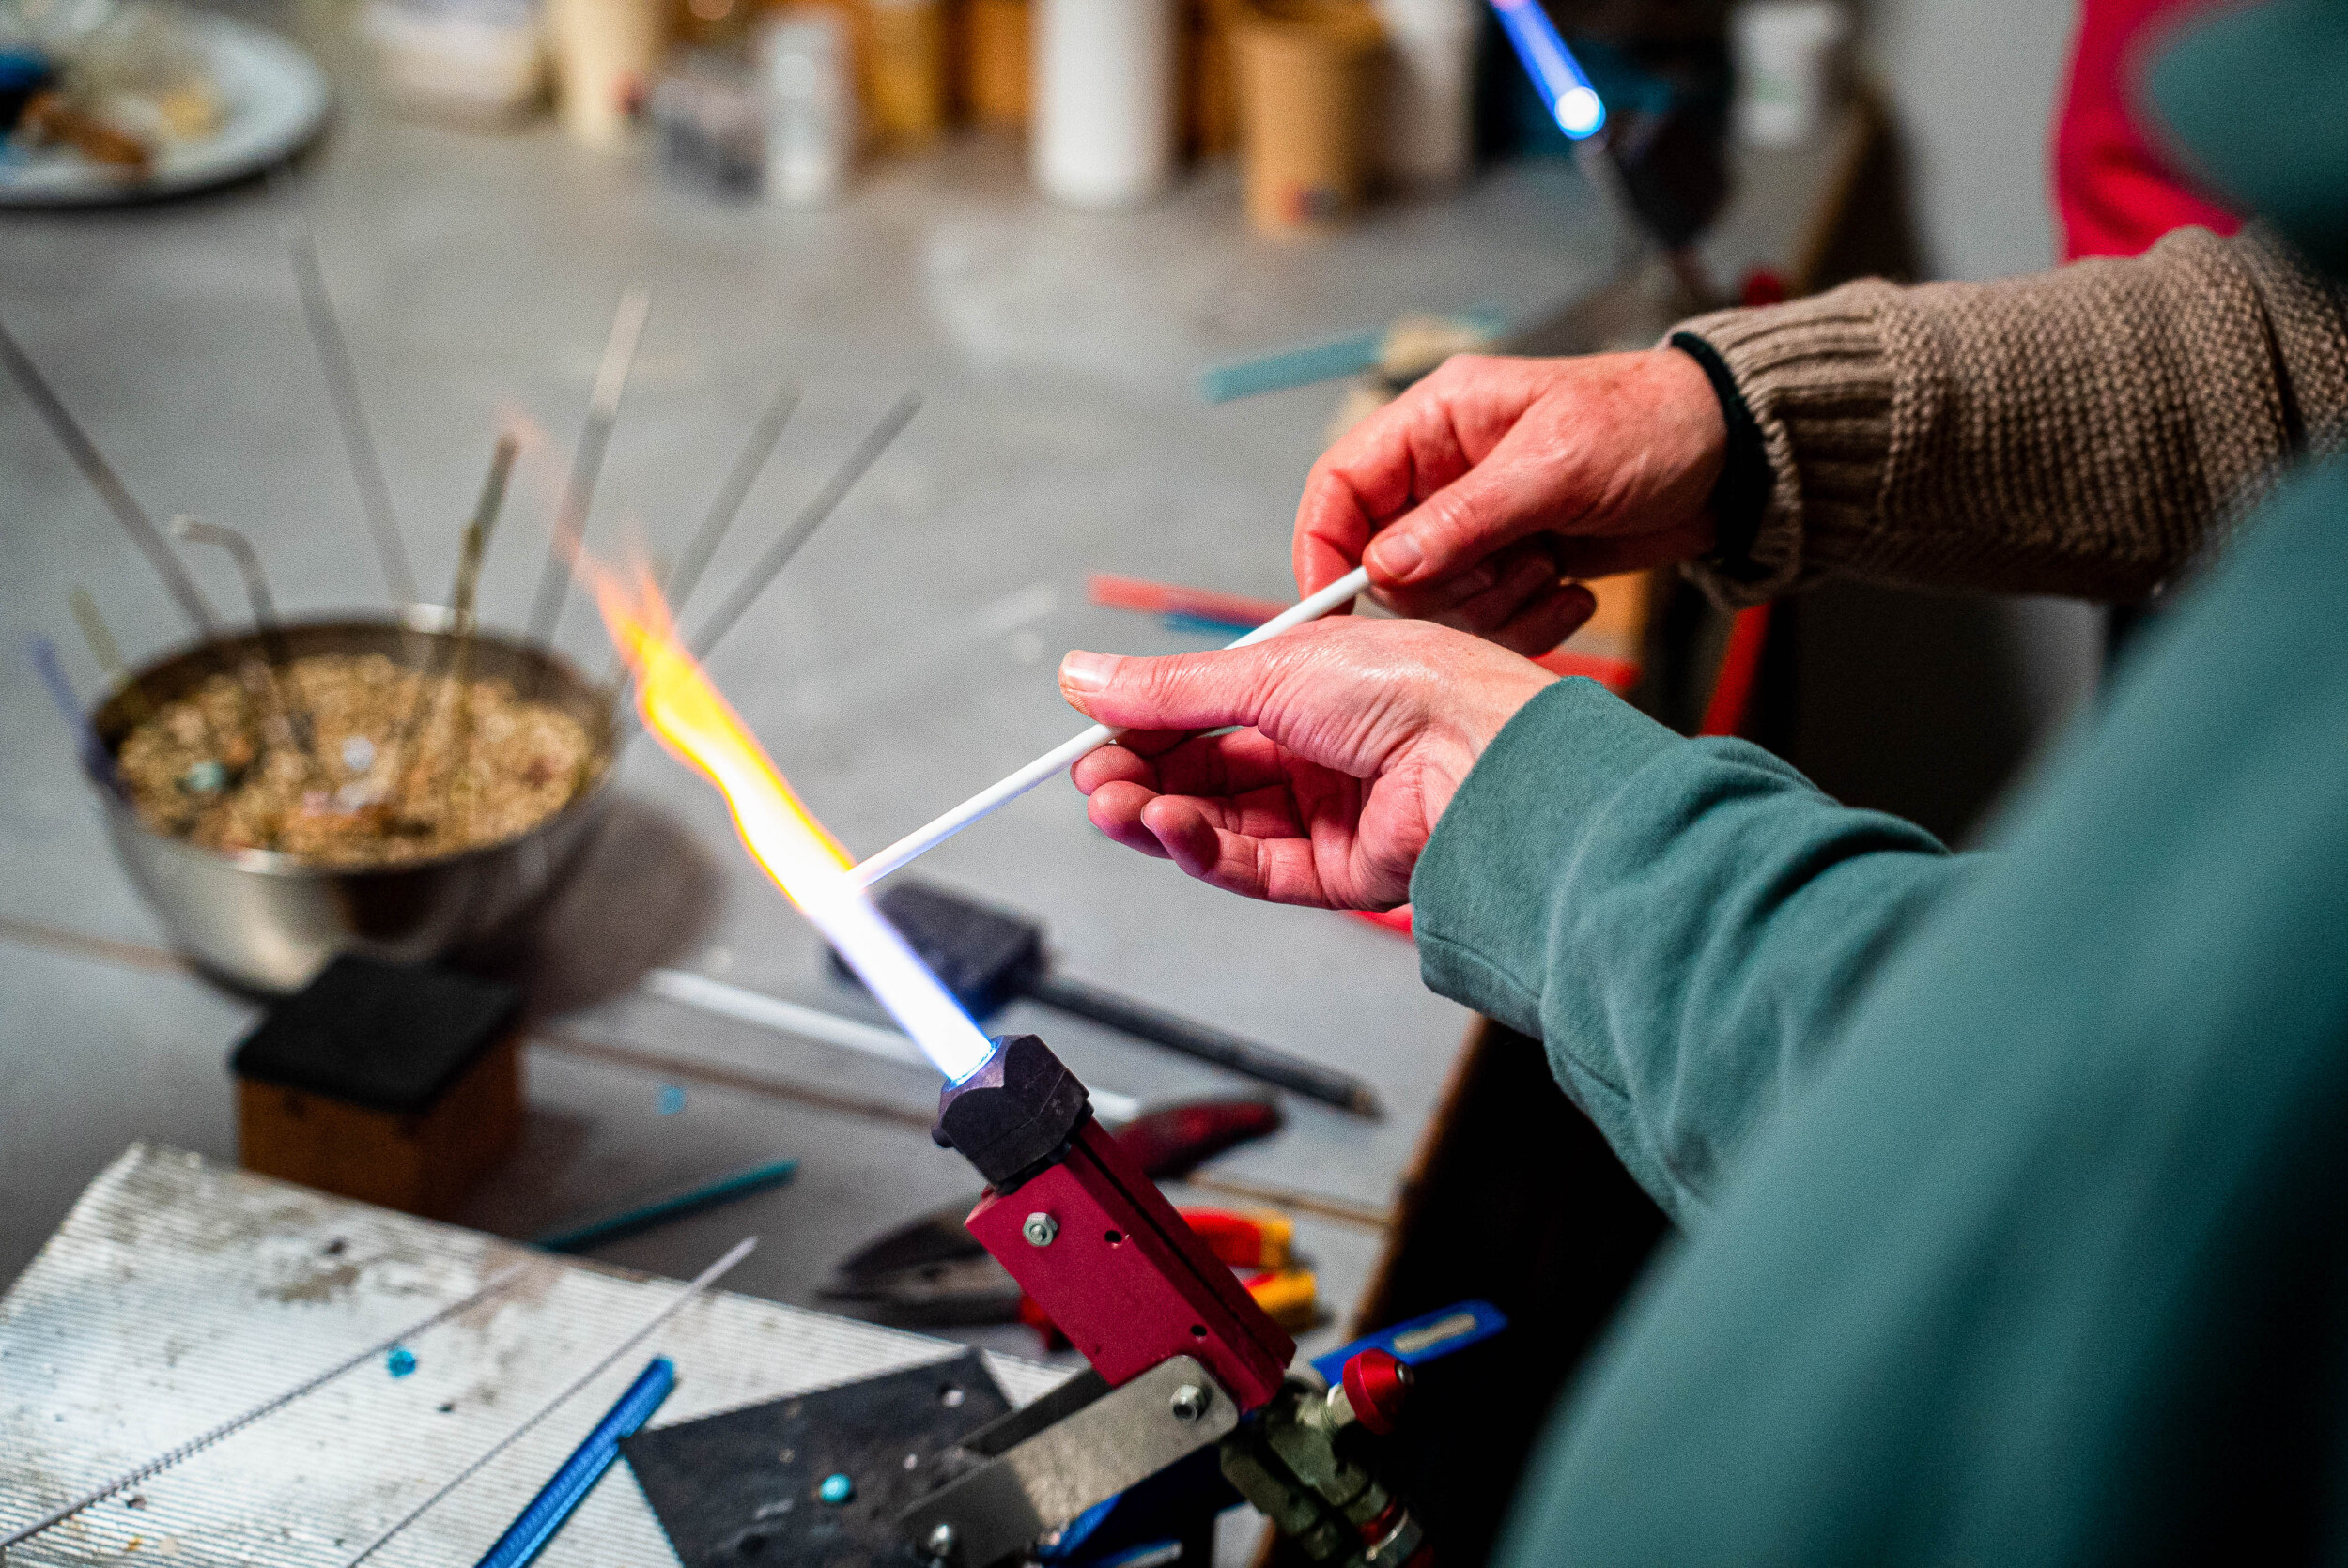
639;968;1146;1120
344;1236;756;1568
170;515;323;777
687;391;921;663
0;1264;529;1553
524;286;651;650
289;223;417;607
469;1358;676;1568
168;517;293;668
643;966;937;1068
431;436;517;832
597;390;912;746
24;635;117;792
454;438;521;632
592;379;799;693
666;380;802;617
849;565;1372;888
0;314;217;635
68;586;156;727
1027;973;1381;1117
385;436;517;812
70;584;244;787
532;1160;798;1253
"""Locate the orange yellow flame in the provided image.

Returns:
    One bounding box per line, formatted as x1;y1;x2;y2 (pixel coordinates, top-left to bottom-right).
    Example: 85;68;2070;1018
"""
593;561;995;1082
595;562;853;876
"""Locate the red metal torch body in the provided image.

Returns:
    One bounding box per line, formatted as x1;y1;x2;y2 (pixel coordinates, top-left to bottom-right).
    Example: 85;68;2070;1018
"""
933;1034;1295;1413
966;1118;1293;1411
919;1035;1425;1568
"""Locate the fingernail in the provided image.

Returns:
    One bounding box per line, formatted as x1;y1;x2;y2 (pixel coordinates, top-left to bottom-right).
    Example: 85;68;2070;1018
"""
1059;650;1116;695
1367;532;1424;581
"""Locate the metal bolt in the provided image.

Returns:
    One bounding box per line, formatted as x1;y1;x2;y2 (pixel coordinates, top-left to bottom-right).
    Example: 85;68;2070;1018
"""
1022;1212;1058;1247
924;1522;959;1560
1168;1383;1210;1422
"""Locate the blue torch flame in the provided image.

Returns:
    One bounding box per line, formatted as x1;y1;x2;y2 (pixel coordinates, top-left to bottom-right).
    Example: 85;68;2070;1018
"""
1489;0;1607;140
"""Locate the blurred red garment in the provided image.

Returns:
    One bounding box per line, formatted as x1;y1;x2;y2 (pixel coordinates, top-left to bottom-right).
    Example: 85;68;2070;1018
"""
2054;0;2243;260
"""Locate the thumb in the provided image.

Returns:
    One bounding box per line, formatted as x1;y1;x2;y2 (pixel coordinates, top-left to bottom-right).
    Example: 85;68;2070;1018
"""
1364;459;1551;590
1058;645;1278;734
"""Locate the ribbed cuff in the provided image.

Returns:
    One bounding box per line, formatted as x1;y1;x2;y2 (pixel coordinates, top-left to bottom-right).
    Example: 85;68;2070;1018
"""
1410;678;1682;1038
1669;331;1773;585
1665;282;1902;607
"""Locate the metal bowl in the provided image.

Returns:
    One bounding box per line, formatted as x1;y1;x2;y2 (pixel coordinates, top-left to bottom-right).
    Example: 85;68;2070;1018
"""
89;616;618;994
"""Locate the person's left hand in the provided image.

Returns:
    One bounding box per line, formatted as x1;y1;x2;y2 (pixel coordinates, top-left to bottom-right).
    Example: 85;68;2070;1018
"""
1058;615;1571;909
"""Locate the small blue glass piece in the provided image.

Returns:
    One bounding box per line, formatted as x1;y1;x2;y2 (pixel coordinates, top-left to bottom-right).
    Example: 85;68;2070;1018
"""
387;1346;418;1378
818;1472;855;1505
657;1084;687;1115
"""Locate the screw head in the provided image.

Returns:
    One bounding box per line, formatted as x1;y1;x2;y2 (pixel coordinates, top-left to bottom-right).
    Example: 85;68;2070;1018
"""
924;1522;959;1560
1168;1383;1210;1422
1022;1212;1058;1247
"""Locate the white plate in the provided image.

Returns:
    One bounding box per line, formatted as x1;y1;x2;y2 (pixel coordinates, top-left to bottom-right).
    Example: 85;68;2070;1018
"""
0;11;329;207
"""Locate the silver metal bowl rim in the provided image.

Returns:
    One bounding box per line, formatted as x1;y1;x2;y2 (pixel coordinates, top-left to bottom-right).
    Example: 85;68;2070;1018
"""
87;613;620;883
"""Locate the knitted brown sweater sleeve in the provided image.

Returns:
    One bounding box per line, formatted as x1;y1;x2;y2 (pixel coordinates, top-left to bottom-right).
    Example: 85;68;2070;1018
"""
1671;226;2348;606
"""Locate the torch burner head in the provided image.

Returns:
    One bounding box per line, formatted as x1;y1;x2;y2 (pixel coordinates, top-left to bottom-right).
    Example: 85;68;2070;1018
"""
931;1033;1091;1191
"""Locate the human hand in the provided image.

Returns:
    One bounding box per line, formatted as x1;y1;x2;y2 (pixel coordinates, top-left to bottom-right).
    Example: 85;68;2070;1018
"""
1292;348;1726;654
1058;616;1574;909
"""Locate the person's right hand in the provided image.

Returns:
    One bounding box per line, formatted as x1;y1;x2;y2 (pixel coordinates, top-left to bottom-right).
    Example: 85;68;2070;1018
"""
1293;348;1728;655
1058;615;1574;909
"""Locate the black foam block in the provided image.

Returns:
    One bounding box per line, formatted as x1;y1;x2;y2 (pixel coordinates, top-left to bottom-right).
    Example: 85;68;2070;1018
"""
229;955;520;1115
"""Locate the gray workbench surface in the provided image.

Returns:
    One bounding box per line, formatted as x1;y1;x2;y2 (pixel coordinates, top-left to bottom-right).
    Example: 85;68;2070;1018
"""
1;1;1630;1363
0;1145;1078;1565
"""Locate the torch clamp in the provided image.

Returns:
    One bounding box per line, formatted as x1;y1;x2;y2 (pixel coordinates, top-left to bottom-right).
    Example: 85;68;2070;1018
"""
909;1034;1444;1568
899;1357;1239;1568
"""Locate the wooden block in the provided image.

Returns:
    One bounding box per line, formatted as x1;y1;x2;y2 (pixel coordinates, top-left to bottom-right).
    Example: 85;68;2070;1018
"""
964;0;1031;129
869;0;950;149
230;956;524;1219
236;1034;521;1218
1183;0;1239;157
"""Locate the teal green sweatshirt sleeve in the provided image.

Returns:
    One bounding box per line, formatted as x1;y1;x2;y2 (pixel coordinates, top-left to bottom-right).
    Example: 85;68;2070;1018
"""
1496;444;2348;1568
1410;681;1958;1222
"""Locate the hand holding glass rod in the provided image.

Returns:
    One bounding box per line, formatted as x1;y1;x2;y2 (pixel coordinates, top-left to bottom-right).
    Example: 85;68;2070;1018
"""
850;566;1373;887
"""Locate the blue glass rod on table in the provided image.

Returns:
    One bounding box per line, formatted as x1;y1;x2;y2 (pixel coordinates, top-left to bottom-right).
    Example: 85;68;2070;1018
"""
471;1358;677;1568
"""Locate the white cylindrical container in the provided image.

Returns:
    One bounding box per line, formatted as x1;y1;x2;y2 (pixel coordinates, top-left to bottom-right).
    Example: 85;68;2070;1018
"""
545;0;665;148
1033;0;1179;208
362;0;548;128
1371;0;1475;189
1730;0;1850;149
760;8;855;206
